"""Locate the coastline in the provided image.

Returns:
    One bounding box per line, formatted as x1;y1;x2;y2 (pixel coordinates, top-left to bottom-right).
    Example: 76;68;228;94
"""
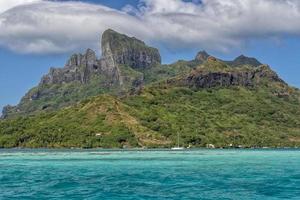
1;147;300;151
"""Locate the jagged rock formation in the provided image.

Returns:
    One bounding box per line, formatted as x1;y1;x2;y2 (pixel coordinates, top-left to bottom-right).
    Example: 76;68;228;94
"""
41;49;99;85
226;55;262;67
195;50;262;67
167;57;285;90
1;105;15;119
181;65;284;89
40;29;160;87
101;29;161;69
195;50;210;63
1;30;275;119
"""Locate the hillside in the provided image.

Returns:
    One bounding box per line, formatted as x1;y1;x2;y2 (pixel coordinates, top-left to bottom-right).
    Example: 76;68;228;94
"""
1;29;300;148
1;57;300;148
123;60;300;148
1;30;261;119
0;95;170;148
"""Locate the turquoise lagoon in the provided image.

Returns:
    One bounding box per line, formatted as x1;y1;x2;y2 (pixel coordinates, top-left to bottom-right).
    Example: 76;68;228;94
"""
0;149;300;199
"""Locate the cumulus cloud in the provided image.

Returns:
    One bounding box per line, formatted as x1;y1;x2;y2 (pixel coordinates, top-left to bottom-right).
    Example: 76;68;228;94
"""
0;1;150;54
1;0;300;54
136;0;300;51
0;0;41;13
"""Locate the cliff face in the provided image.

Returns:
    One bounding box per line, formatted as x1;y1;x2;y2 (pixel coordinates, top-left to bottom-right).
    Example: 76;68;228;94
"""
179;65;284;89
41;49;99;85
161;57;286;95
39;30;160;87
101;29;161;69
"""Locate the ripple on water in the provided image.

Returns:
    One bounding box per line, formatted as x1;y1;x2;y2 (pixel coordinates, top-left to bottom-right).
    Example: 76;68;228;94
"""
1;149;300;200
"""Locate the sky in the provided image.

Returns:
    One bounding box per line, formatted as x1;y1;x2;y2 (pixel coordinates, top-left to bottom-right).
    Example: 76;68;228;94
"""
1;0;300;112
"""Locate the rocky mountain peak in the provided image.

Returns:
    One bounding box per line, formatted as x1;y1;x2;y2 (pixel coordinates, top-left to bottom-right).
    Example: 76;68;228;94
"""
101;29;161;69
41;48;98;85
231;54;262;67
66;48;97;68
39;28;163;87
168;63;286;90
195;50;210;62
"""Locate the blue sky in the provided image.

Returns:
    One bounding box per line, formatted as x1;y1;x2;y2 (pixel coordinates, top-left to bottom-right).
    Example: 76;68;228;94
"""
1;0;300;112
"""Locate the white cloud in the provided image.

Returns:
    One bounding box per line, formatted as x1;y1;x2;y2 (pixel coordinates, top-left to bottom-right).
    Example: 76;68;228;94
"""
136;0;300;51
1;0;300;54
0;0;41;13
0;1;150;54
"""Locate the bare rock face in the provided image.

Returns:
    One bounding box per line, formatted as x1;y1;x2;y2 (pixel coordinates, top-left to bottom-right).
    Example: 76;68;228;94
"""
183;71;255;88
101;29;161;69
207;56;217;62
229;55;262;67
39;30;160;88
169;64;285;89
1;105;15;119
41;49;99;85
195;51;210;63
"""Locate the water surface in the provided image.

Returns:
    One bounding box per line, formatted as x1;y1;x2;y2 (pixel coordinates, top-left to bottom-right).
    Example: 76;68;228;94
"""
0;149;300;199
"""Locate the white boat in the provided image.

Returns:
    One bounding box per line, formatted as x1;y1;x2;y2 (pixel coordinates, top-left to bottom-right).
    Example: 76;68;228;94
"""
171;147;185;150
171;132;184;150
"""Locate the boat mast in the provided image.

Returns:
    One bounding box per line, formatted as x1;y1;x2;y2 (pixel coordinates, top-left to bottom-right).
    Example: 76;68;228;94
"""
177;132;180;148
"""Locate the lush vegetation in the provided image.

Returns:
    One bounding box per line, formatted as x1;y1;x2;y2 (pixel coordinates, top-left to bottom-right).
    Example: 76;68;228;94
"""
1;51;300;148
0;95;168;148
124;85;300;148
1;75;300;148
4;74;119;117
141;60;199;83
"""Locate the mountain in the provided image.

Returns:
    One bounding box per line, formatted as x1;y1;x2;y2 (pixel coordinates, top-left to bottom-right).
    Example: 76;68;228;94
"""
2;29;161;118
1;29;300;148
194;51;262;67
2;30;263;119
226;54;262;67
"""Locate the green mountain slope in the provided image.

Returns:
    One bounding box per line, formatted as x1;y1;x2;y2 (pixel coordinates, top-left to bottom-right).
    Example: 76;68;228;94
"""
124;61;300;148
0;95;169;148
1;60;300;148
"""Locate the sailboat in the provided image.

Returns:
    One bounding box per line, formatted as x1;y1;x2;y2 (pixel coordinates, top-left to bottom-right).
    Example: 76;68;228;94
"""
171;132;184;150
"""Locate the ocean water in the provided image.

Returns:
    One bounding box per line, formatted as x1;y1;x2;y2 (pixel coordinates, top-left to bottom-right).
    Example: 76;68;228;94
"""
0;149;300;200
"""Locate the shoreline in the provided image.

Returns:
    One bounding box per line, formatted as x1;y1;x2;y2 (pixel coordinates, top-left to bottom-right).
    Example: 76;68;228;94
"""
1;147;300;151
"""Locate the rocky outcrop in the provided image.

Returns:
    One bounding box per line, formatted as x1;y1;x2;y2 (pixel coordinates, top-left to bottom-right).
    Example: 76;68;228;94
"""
195;51;210;63
195;51;262;68
101;29;161;69
37;29;153;91
169;64;285;89
1;105;16;119
184;71;255;88
39;29;160;88
41;49;97;85
41;49;101;85
227;55;262;67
